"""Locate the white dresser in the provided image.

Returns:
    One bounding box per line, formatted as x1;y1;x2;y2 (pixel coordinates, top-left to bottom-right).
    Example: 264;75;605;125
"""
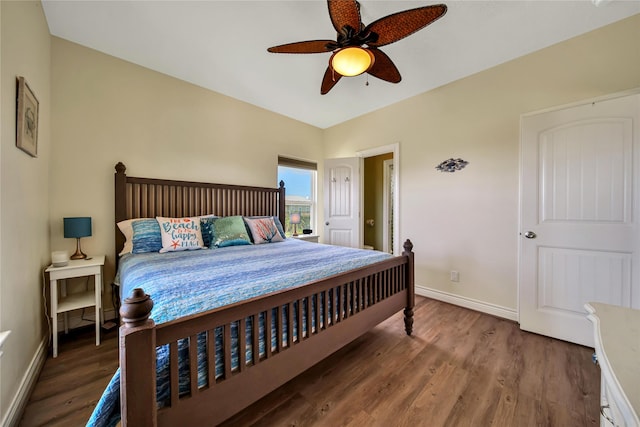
585;303;640;426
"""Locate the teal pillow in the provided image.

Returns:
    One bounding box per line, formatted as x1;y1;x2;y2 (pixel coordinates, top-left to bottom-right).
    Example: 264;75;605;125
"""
131;219;162;253
211;216;252;248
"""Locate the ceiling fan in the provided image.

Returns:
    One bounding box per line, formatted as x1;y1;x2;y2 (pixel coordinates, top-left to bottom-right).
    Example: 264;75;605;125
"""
267;1;447;95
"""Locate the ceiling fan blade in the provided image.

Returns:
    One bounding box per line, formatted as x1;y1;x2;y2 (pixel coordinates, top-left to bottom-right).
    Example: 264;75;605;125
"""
267;40;335;54
367;49;401;83
328;0;362;34
321;66;342;95
365;4;447;48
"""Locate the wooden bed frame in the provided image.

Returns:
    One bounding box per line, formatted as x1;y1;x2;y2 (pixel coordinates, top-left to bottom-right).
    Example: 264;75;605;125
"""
114;162;415;426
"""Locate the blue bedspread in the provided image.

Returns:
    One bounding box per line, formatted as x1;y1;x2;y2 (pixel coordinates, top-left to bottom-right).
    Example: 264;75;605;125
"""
88;239;392;426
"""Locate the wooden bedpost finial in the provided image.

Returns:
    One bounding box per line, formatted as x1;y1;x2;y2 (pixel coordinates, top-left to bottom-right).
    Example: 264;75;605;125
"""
120;288;153;327
115;162;126;174
279;180;285;189
403;239;414;254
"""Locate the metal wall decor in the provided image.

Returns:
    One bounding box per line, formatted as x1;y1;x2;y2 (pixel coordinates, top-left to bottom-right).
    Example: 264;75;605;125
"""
436;158;468;173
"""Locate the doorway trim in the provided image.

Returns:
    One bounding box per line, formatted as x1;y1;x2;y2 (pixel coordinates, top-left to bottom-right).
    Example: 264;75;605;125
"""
382;159;393;253
519;87;640;119
357;143;400;255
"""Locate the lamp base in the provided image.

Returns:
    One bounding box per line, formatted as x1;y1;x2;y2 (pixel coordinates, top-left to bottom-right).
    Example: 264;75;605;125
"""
70;252;87;260
70;238;87;260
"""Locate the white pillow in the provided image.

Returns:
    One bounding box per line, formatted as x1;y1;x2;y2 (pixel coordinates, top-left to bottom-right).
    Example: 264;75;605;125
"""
156;216;205;253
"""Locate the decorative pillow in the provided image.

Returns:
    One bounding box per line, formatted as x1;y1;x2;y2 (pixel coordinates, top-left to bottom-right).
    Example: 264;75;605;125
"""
131;219;163;254
156;217;205;253
244;217;285;244
244;216;286;241
199;216;218;248
117;218;137;255
211;216;252;248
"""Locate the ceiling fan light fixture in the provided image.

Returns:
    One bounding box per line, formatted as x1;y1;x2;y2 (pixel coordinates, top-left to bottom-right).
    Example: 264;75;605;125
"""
330;47;374;77
268;1;447;94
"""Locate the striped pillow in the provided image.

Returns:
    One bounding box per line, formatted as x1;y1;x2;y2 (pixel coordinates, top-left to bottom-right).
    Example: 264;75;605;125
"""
131;219;163;254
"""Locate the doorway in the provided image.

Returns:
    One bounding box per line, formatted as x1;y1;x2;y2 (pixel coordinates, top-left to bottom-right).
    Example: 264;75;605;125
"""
359;143;399;255
323;144;399;253
363;153;393;253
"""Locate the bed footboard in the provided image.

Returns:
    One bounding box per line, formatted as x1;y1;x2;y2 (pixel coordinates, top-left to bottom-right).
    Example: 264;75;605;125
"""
119;240;414;426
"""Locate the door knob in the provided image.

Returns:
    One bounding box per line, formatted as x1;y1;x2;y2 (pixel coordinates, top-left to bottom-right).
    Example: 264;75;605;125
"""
523;231;537;239
325;222;329;226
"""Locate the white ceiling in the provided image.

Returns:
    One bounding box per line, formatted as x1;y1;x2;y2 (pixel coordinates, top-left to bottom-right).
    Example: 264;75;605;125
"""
42;1;640;129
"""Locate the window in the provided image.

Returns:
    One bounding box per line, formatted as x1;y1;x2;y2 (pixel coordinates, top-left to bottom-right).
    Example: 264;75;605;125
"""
277;156;317;236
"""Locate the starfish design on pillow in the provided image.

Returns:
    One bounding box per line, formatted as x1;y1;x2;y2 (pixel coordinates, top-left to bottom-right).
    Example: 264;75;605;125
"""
171;240;180;249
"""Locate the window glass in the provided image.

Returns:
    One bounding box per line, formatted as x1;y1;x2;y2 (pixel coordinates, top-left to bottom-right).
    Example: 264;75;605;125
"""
278;165;316;236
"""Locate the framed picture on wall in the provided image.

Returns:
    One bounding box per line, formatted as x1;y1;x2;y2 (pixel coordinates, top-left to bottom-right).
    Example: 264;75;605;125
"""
16;76;39;158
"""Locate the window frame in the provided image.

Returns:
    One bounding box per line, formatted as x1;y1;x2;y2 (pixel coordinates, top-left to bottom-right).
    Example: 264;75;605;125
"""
277;157;317;237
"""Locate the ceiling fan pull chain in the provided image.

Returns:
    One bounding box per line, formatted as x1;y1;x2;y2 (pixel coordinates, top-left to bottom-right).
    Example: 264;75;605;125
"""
366;74;369;87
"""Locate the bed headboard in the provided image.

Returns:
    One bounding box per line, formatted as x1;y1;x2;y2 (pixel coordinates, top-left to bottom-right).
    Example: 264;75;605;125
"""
114;162;286;259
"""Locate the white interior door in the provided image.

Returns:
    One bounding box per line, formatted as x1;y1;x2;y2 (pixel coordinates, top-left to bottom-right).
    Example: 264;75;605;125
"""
324;157;360;247
519;93;640;347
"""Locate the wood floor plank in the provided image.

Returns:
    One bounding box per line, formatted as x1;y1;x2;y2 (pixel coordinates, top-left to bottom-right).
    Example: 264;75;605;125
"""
514;328;553;401
491;318;527;393
37;336;118;381
400;360;471;427
19;297;601;427
492;385;518;426
444;317;522;425
29;359;118;402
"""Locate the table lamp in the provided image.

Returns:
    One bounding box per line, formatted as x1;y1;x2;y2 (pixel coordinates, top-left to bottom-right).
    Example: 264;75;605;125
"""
64;217;92;259
290;212;301;237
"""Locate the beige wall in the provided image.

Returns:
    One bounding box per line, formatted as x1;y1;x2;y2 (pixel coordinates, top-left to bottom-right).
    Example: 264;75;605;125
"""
323;14;640;312
1;6;639;423
50;37;324;311
0;1;51;424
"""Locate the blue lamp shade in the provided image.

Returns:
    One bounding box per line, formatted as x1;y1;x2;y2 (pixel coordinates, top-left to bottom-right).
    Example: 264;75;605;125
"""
64;217;91;259
64;217;92;238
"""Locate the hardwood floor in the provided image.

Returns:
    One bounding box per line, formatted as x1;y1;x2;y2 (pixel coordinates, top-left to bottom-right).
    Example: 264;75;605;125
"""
19;297;600;426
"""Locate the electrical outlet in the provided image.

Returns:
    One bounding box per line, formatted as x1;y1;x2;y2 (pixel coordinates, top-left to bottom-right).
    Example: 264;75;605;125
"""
450;271;460;282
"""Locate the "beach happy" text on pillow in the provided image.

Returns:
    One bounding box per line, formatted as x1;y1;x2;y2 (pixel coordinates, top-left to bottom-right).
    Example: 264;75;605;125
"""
157;217;205;253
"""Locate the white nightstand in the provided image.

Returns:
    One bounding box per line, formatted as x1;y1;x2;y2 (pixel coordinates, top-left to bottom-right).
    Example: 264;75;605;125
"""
293;234;319;243
45;255;105;357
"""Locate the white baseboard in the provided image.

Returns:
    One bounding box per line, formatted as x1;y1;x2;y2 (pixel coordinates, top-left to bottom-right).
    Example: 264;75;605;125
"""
1;336;48;427
416;285;518;322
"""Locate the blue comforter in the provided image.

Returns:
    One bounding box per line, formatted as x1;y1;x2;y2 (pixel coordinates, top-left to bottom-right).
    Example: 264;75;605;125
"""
88;239;392;426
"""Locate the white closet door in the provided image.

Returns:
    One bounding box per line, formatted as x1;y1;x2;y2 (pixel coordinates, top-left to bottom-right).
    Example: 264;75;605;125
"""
519;93;640;347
